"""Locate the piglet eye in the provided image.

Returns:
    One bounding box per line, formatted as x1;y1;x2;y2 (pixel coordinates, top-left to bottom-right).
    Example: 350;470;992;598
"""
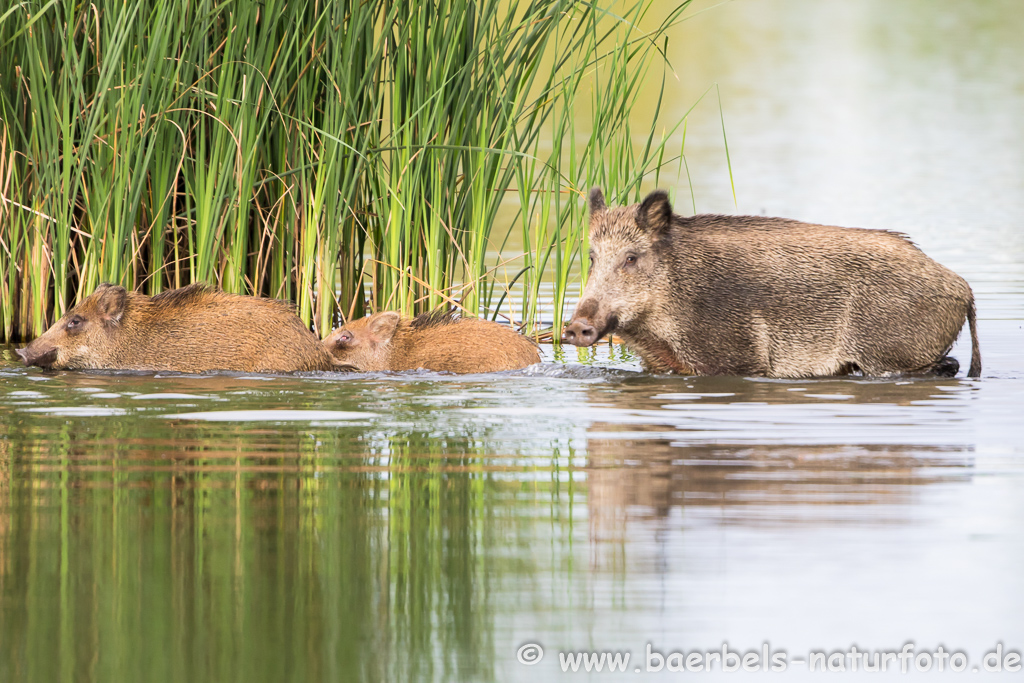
340;332;352;343
66;316;82;329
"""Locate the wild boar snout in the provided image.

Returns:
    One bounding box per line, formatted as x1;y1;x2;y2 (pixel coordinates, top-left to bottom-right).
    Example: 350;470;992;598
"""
563;299;616;347
17;345;58;368
562;318;598;346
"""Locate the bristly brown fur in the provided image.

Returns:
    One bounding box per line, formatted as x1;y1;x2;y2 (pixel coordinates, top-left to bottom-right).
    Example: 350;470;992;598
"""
149;282;214;308
566;188;980;378
148;282;296;315
410;309;461;330
322;310;540;373
17;283;337;373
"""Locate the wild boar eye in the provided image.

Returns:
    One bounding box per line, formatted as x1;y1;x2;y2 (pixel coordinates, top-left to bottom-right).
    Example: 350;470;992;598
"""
624;254;637;266
66;316;83;329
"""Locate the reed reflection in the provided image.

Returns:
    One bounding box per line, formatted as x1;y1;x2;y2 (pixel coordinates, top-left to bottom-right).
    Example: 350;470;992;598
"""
0;407;503;683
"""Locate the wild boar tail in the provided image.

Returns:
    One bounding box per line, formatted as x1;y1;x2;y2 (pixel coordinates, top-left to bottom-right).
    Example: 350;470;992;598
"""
967;297;981;378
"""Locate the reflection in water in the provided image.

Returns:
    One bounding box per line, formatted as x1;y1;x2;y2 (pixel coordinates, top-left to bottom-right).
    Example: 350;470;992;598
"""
586;440;971;533
580;377;975;557
0;362;1007;682
0;393;513;682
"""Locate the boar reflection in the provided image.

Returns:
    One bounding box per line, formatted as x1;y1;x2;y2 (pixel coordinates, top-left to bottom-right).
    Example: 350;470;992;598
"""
586;439;970;523
581;377;974;541
605;372;978;408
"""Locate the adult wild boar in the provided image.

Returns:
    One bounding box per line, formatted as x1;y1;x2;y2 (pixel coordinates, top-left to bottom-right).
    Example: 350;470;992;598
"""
16;283;340;373
562;188;981;378
323;310;541;373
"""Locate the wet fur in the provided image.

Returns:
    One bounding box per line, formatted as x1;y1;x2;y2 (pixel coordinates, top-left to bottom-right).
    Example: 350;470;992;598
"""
18;283;340;373
409;309;462;331
324;311;540;373
567;189;982;379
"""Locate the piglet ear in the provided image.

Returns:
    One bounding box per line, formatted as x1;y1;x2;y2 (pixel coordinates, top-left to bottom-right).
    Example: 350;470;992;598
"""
637;190;672;237
325;328;353;350
368;311;400;344
95;284;127;325
588;187;606;216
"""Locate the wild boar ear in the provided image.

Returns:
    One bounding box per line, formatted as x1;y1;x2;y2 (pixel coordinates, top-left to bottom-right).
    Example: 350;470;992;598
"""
588;187;606;216
638;190;672;237
95;284;127;325
326;328;354;350
368;311;400;344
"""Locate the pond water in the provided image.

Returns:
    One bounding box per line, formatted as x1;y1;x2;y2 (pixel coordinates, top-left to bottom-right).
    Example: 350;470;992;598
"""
2;0;1023;681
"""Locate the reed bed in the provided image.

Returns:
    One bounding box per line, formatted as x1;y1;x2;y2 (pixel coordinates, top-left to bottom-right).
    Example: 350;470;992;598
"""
0;0;696;342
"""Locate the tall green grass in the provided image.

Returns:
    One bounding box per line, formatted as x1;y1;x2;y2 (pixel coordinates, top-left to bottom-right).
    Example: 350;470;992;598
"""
0;0;694;342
